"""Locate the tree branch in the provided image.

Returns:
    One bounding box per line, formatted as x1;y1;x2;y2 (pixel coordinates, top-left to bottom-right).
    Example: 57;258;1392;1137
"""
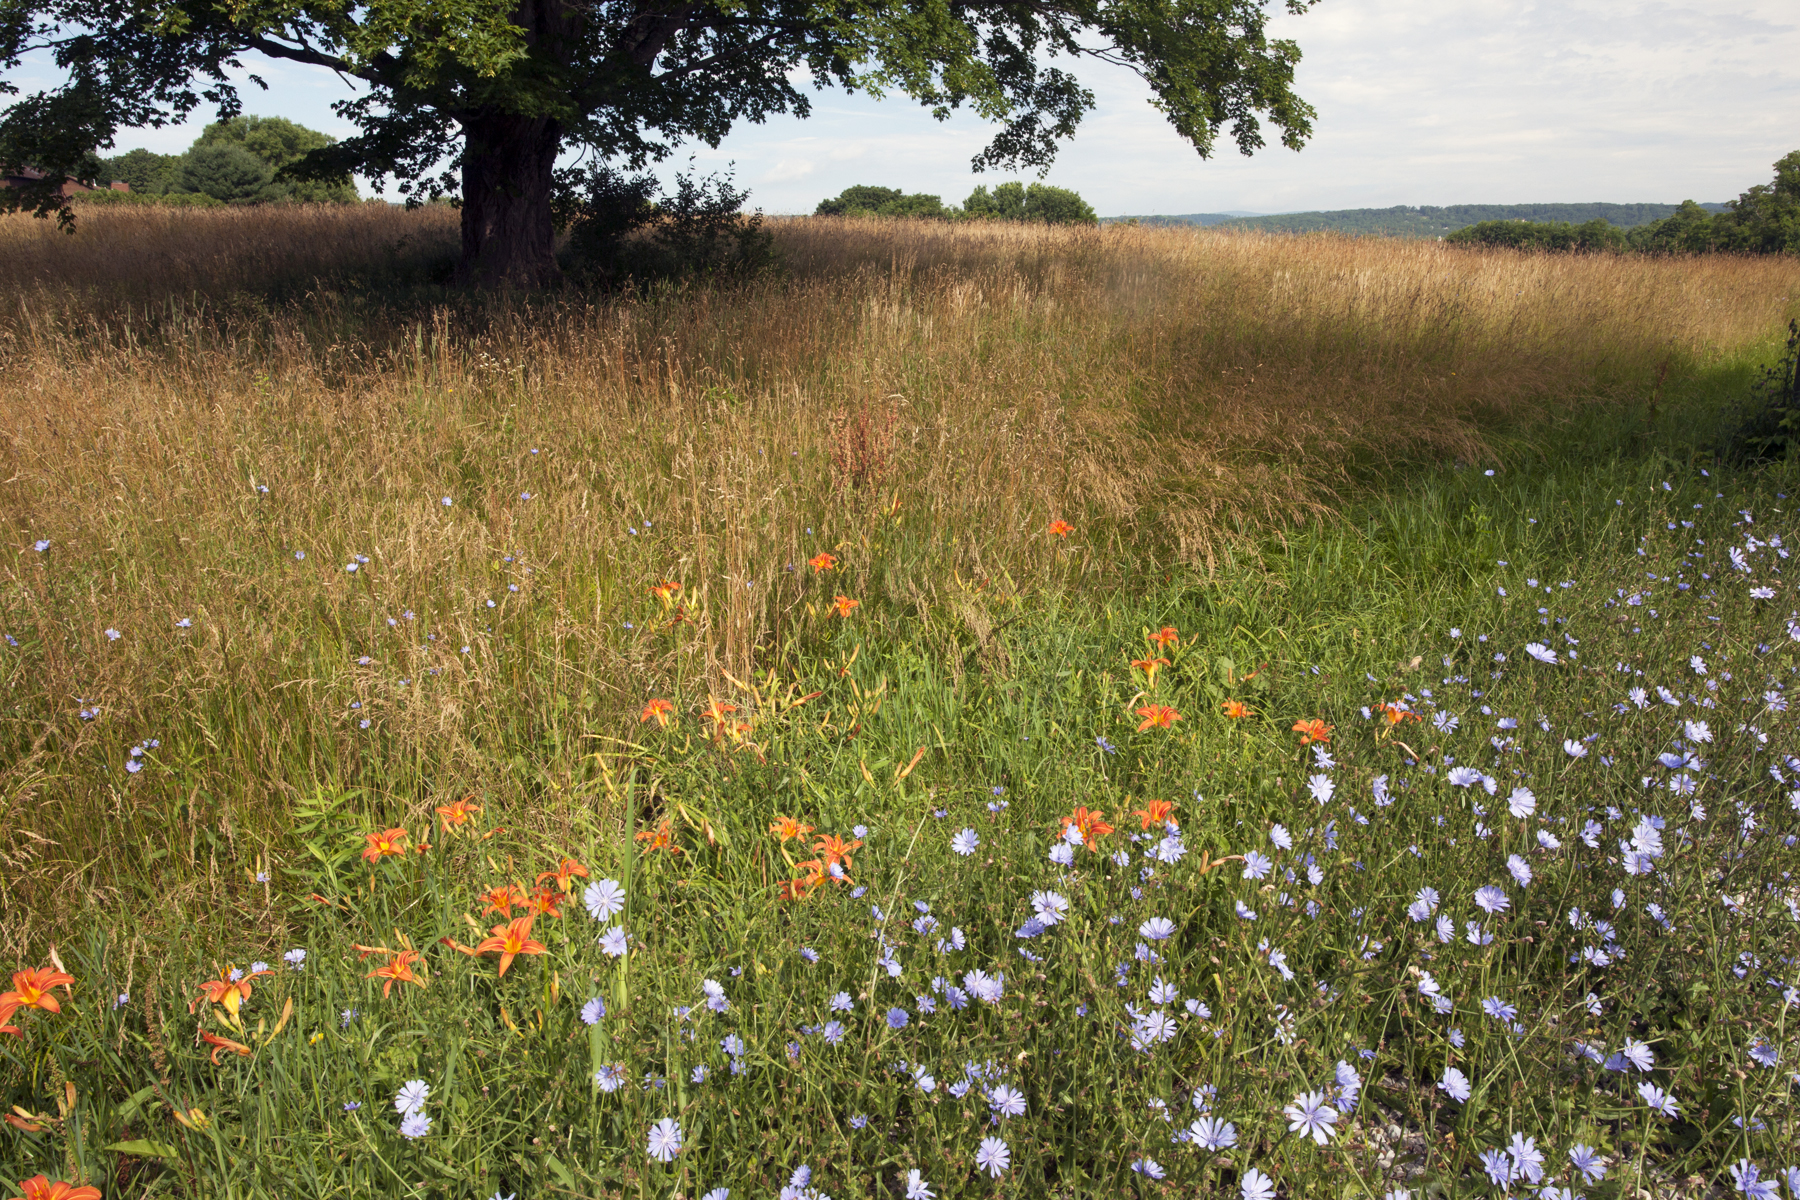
242;32;387;87
618;4;703;68
649;29;787;81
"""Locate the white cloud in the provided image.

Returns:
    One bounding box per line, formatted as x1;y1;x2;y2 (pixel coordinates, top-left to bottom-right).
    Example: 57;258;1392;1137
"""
759;159;816;183
706;0;1800;214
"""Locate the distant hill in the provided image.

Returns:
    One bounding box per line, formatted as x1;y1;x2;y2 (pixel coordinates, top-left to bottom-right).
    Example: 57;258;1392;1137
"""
1106;203;1731;238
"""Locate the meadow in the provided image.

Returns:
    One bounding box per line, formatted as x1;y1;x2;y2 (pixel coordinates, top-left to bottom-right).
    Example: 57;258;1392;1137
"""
1;205;1798;1198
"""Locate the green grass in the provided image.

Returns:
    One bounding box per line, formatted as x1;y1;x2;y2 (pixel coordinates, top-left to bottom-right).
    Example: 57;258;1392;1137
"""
4;365;1799;1198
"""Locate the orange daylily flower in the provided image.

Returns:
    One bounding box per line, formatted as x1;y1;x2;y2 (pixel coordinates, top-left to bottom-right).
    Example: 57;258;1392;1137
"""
9;1176;103;1200
635;817;681;856
361;827;409;863
475;916;547;978
188;966;266;1016
776;877;812;902
1135;704;1181;731
0;967;75;1016
479;884;529;918
1222;698;1252;719
1131;656;1170;687
704;698;738;731
1048;519;1074;538
830;595;859;618
1149;626;1179;648
190;976;245;1015
0;1001;21;1038
199;1030;253;1065
436;797;482;834
808;552;839;572
3;1110;47;1131
1132;799;1178;831
813;833;863;881
1376;701;1421;727
770;814;815;843
536;857;589;894
366;950;426;998
650;580;682;605
1060;806;1114;846
526;887;566;918
641;697;676;727
1292;718;1334;745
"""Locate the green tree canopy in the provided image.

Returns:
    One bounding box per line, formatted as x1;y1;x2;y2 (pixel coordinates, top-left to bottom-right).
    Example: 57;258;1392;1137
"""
1;0;1320;285
1444;217;1626;253
1620;152;1798;255
816;186;906;216
815;185;949;219
816;180;1093;223
1718;150;1800;253
1630;200;1724;253
195;115;359;202
92;117;359;201
95;146;180;192
1441;155;1800;258
177;142;282;204
965;181;1095;223
964;182;1026;220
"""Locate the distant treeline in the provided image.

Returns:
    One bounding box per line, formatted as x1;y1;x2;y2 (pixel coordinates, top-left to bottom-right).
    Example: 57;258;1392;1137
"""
1448;152;1800;254
72;116;358;206
1112;202;1730;238
815;182;1096;224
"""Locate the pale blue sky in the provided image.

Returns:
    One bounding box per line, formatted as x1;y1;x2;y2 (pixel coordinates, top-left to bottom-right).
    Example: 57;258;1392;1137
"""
16;0;1800;215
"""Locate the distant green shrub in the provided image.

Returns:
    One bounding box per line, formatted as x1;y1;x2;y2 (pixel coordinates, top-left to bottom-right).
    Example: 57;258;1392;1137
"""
963;181;1096;224
811;181;1095;223
1445;218;1627;252
814;185;950;219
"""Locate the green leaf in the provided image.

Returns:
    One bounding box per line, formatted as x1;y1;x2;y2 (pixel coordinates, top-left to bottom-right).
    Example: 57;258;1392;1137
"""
113;1084;159;1125
423;1156;465;1180
545;1153;576;1189
104;1138;180;1159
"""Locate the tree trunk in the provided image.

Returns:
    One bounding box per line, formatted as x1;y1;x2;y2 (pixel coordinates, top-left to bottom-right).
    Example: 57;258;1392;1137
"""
455;111;563;288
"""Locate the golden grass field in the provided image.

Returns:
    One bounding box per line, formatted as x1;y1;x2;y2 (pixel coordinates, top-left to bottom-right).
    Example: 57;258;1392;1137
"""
6;204;1796;564
0;203;1796;950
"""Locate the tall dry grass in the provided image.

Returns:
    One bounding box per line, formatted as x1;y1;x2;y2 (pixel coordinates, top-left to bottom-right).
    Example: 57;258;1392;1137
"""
0;205;1795;948
5;208;1795;562
0;200;461;302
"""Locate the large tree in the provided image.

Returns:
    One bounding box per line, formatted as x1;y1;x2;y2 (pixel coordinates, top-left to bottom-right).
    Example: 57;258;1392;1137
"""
0;0;1320;286
195;115;360;201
